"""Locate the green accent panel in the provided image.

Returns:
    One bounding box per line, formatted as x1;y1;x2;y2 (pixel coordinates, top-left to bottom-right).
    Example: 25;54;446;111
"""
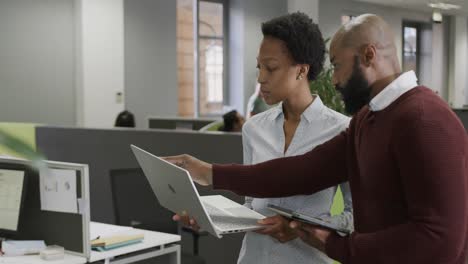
331;186;344;264
0;122;38;157
330;186;344;216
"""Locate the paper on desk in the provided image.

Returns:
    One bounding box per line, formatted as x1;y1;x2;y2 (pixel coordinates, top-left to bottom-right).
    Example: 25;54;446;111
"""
90;222;134;240
39;168;78;214
2;240;46;256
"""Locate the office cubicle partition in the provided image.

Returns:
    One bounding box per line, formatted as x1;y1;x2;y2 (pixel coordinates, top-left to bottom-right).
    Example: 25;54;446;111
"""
1;158;91;258
36;126;243;264
147;116;218;131
36;127;242;224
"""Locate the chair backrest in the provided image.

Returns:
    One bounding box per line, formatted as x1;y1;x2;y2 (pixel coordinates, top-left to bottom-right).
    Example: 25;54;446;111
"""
199;121;224;132
110;168;177;234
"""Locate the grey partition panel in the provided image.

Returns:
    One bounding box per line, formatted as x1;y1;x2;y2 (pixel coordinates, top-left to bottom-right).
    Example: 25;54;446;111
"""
453;109;468;132
148;118;217;130
6;163;84;254
36;127;243;224
36;127;244;264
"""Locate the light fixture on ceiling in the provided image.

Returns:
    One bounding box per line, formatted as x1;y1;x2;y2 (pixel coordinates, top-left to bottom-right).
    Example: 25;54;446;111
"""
428;2;461;10
432;10;443;23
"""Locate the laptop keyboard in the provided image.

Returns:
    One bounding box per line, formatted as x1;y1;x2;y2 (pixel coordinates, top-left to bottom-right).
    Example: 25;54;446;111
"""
203;202;261;231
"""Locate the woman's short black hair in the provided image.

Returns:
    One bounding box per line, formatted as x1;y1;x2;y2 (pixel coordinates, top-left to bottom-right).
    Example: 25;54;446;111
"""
261;12;325;81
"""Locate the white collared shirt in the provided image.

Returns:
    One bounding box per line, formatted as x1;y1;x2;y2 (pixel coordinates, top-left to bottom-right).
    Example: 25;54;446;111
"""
369;71;419;111
238;96;354;264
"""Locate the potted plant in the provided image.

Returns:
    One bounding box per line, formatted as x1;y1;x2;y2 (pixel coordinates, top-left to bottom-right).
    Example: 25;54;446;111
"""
309;39;346;114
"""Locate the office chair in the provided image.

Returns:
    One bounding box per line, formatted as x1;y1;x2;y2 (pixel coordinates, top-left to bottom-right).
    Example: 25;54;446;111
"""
110;168;206;263
198;120;224;132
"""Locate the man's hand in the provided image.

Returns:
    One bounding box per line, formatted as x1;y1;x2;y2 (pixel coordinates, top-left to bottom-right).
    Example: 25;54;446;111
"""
172;213;201;231
289;221;332;253
255;215;298;243
163;154;213;186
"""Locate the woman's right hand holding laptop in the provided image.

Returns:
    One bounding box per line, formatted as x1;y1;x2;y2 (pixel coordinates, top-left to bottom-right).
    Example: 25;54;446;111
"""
172;213;201;231
163;154;213;186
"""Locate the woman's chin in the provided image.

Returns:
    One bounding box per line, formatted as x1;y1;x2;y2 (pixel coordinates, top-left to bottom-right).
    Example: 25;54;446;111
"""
264;97;278;106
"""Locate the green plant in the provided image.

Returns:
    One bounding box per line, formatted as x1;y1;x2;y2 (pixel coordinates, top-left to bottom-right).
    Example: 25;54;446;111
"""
309;39;346;114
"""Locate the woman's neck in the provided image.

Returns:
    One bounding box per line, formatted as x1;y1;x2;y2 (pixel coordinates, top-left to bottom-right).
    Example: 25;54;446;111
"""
282;85;314;122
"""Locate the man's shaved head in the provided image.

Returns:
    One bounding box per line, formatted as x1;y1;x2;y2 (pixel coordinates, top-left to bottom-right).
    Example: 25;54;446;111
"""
330;14;402;115
331;14;396;57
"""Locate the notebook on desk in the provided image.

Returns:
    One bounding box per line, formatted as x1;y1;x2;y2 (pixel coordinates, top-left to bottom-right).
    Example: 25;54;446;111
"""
90;222;144;251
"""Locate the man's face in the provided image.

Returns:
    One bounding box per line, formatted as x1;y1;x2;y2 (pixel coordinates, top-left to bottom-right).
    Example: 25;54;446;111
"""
330;45;371;115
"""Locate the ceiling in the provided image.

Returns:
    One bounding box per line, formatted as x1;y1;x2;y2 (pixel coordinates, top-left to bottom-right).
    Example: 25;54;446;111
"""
353;0;468;16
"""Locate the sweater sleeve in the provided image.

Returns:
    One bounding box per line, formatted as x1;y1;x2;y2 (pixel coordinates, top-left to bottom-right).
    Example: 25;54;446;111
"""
325;115;468;263
212;129;349;198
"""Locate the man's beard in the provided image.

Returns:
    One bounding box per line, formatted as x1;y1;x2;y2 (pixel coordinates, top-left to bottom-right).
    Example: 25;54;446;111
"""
336;56;371;115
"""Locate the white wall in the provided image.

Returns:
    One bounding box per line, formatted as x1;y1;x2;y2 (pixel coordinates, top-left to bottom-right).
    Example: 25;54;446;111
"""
431;20;450;100
228;1;245;115
75;0;125;128
123;0;178;128
448;16;468;108
288;0;319;22
228;0;288;115
0;0;76;125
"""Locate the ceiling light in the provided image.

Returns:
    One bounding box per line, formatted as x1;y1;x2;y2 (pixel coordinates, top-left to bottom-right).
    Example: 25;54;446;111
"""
428;2;461;10
432;11;443;23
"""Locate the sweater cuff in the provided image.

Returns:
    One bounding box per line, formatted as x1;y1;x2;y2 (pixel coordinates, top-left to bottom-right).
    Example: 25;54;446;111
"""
325;232;349;262
212;164;228;189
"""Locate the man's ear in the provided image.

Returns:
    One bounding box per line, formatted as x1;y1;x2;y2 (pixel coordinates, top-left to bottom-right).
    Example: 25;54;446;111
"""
361;44;376;67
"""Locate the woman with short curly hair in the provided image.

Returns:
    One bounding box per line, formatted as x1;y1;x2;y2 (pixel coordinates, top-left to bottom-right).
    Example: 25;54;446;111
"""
237;12;354;264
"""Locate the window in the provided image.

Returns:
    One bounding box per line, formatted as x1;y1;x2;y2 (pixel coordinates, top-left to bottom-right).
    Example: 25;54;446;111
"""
176;0;227;117
198;1;226;116
402;22;420;75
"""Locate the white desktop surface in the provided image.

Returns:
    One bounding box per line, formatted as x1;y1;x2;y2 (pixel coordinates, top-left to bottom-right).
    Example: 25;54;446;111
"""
0;254;86;264
89;222;180;263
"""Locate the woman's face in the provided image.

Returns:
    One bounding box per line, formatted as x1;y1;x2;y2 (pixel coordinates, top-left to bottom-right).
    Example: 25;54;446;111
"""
256;36;302;105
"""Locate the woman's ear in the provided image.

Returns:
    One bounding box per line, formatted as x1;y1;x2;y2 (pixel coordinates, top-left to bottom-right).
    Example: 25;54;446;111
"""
296;64;310;80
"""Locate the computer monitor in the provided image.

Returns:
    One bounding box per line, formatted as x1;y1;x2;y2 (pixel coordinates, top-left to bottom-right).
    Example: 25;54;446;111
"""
0;164;28;237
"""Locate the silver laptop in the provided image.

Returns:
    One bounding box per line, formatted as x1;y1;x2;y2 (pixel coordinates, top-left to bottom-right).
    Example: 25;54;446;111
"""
131;145;265;238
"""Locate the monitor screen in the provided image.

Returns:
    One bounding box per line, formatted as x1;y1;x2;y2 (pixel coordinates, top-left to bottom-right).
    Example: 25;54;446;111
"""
0;169;26;233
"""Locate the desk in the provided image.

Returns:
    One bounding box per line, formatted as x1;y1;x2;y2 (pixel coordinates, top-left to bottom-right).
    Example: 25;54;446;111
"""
0;254;86;264
89;222;181;264
0;223;181;264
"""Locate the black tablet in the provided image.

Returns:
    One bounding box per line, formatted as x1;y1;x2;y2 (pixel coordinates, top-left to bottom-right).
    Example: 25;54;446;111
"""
267;204;351;235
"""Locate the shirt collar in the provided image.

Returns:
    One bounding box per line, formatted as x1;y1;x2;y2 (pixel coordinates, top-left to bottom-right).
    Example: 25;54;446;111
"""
369;71;418;112
268;95;325;123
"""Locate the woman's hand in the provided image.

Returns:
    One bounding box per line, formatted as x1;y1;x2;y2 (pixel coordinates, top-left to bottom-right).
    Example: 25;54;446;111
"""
255;215;298;243
163;154;213;186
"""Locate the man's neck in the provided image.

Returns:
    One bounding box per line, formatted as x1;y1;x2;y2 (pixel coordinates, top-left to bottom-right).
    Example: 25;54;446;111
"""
370;72;401;99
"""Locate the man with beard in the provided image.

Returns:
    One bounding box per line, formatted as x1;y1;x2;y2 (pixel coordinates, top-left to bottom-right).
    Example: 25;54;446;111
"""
167;14;468;263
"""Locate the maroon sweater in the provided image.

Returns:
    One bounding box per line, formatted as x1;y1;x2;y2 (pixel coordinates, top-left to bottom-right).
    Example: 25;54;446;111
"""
213;87;468;264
